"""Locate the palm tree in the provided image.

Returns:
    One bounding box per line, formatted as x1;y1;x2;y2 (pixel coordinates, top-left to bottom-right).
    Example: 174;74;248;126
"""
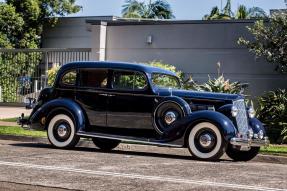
203;0;267;20
203;0;233;20
247;7;267;19
235;5;267;19
203;6;232;20
122;0;174;19
235;5;248;19
223;0;233;17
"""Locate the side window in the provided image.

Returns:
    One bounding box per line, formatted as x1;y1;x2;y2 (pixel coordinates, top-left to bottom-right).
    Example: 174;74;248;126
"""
112;70;147;90
61;70;77;86
80;69;108;88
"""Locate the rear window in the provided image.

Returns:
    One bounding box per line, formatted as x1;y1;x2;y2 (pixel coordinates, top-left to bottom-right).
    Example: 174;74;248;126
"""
80;69;108;88
61;70;77;86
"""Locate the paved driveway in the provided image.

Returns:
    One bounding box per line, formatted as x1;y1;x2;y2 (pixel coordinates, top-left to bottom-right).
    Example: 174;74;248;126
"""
0;107;31;119
0;139;286;191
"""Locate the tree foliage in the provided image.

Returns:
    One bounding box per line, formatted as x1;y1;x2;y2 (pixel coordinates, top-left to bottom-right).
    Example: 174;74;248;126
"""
122;0;174;19
0;0;81;48
0;0;80;102
203;0;267;20
238;13;287;73
257;89;287;143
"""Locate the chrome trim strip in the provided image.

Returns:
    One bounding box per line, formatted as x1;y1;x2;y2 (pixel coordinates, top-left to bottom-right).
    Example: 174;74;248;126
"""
230;137;269;147
76;131;182;148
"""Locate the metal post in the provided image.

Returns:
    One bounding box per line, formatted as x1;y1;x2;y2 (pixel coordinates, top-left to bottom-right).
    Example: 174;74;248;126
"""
34;80;38;92
44;51;49;88
0;86;2;102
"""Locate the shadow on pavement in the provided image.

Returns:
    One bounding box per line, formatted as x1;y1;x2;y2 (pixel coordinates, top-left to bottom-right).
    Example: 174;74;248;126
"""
9;142;230;162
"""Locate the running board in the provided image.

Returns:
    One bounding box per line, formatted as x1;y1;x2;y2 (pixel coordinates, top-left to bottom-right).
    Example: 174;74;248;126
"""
76;131;182;148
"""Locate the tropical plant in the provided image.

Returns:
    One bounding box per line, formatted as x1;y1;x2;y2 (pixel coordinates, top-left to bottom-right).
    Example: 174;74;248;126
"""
195;75;242;94
122;0;174;19
257;89;287;143
238;13;287;73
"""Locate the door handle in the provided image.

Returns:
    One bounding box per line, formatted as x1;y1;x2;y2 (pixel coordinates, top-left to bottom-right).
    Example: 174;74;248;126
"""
98;93;115;97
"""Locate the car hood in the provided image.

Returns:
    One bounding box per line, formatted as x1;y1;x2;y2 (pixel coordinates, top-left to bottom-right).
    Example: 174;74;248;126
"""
155;88;242;101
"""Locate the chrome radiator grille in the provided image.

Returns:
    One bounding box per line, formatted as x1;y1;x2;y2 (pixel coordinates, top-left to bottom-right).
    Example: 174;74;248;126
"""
233;99;249;137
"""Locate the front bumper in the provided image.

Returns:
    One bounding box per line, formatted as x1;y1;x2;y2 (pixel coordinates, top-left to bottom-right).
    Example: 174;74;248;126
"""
230;137;269;147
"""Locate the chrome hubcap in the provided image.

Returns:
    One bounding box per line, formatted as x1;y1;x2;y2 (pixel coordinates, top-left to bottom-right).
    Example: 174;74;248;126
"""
199;133;214;148
164;111;177;125
57;124;68;137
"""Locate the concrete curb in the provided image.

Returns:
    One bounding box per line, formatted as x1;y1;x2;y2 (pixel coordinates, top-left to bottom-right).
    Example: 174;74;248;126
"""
0;134;286;164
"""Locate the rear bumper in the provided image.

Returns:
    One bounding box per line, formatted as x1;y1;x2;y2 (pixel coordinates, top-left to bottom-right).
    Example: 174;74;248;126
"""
230;137;269;147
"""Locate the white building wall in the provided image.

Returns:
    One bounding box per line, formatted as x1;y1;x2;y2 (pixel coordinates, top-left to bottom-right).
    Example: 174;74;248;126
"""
104;22;287;97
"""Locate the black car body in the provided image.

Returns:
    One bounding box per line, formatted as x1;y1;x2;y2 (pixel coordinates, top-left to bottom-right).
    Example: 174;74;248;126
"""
19;61;269;161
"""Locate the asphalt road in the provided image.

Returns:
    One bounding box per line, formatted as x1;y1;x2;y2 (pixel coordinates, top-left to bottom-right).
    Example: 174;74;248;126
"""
0;139;286;191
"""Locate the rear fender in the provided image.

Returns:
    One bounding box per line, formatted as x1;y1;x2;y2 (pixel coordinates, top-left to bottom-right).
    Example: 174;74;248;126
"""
29;98;86;131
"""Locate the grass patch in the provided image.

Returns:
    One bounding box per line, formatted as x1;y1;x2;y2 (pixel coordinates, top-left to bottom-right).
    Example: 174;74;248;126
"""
0;126;46;137
0;117;18;122
260;145;287;156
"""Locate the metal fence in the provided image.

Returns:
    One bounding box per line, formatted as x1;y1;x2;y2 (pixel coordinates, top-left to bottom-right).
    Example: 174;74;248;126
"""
0;48;91;104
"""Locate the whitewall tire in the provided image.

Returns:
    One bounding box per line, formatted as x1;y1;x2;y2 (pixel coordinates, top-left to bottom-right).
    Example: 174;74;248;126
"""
47;114;80;148
187;122;227;160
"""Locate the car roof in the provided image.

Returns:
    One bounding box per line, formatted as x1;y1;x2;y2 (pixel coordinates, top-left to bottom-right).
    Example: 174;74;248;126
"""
60;61;177;76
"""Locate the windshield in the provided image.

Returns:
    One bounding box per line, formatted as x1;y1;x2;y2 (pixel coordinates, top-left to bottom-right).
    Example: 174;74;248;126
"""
152;73;181;89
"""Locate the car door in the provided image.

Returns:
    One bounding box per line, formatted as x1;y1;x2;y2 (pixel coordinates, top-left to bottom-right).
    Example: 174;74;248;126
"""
76;68;109;127
107;69;155;134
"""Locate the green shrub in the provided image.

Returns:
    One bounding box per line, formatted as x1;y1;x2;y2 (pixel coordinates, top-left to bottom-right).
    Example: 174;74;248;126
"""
47;66;60;86
257;89;287;143
146;60;196;89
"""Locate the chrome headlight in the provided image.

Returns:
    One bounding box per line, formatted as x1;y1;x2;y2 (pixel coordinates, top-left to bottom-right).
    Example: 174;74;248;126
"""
231;106;238;117
248;106;256;118
248;128;254;139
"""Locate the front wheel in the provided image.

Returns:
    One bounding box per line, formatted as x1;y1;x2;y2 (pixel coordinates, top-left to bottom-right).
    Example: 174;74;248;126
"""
47;114;80;148
187;122;227;161
92;138;121;151
226;146;260;161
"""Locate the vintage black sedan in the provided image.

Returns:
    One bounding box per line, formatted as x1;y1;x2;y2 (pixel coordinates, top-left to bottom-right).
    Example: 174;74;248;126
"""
19;61;269;161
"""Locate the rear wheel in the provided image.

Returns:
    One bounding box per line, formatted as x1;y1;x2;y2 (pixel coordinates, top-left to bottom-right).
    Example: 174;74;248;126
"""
47;114;80;148
226;146;260;161
187;122;227;161
92;138;121;151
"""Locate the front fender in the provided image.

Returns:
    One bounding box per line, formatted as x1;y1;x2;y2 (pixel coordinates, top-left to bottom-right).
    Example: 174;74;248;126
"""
163;110;237;142
29;98;85;131
249;118;266;135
